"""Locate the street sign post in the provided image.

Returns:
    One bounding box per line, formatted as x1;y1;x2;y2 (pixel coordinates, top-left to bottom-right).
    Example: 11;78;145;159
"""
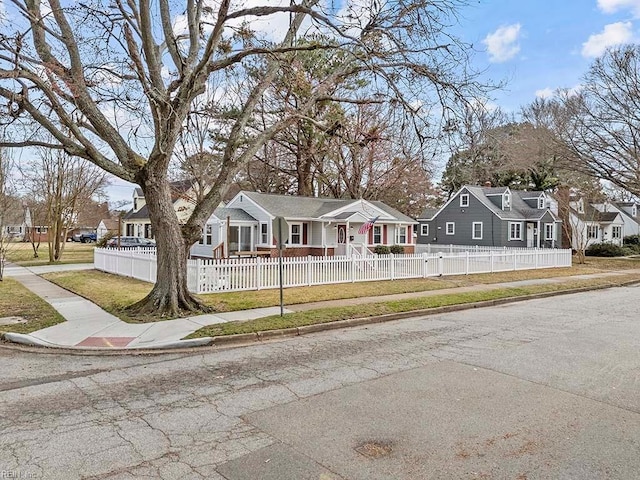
272;217;289;316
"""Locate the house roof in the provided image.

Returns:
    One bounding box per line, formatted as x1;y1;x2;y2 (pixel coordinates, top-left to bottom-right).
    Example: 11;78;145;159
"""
483;186;509;196
240;191;415;223
571;203;622;223
369;201;416;223
418;208;438;220
99;218;119;230
423;185;559;223
213;207;257;222
123;205;149;220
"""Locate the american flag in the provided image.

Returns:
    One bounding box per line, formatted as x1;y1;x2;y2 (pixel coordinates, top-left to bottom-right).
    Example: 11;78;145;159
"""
358;216;379;235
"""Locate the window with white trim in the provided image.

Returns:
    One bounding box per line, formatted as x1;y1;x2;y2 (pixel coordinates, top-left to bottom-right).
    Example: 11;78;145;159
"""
538;197;545;209
446;222;455;235
290;223;302;245
612;225;622;239
472;222;483;240
460;194;469;207
373;225;382;244
204;224;213;245
504;193;511;209
633;205;638;217
508;222;522;240
545;223;554;241
421;224;429;236
395;225;407;244
587;225;599;239
260;223;268;244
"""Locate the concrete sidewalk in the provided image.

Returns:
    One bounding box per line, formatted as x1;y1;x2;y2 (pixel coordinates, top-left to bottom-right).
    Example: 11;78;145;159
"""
3;263;291;349
3;262;639;350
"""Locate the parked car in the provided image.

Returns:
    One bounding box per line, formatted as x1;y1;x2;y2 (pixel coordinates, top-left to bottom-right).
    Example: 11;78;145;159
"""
79;232;97;243
69;230;97;242
106;236;156;248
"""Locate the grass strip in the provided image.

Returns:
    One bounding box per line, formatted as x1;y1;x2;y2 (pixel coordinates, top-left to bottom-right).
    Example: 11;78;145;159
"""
6;242;94;266
0;278;65;334
185;275;640;338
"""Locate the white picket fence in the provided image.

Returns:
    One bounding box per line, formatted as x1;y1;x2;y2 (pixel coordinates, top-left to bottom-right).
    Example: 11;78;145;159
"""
415;244;553;254
94;247;572;294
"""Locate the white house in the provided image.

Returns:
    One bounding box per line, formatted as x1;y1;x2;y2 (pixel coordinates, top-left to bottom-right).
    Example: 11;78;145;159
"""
191;191;417;258
569;198;625;249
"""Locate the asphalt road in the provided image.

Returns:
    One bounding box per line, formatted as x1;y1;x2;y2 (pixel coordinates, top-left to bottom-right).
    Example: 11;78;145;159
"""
1;285;639;479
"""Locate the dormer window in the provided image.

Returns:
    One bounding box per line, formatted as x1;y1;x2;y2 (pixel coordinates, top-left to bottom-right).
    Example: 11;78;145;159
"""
538;197;545;209
133;198;138;211
503;192;511;209
633;205;638;217
578;200;584;214
460;193;469;207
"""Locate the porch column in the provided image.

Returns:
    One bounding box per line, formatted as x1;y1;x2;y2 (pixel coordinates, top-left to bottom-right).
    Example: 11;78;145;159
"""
322;222;327;256
346;220;350;255
537;220;541;248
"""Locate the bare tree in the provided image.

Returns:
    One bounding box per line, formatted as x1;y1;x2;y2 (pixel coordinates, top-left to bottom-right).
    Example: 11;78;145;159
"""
0;147;14;280
21;148;108;262
0;1;489;316
554;45;640;197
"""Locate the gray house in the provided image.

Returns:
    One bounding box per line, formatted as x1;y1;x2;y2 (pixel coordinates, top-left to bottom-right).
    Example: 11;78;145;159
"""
417;185;562;248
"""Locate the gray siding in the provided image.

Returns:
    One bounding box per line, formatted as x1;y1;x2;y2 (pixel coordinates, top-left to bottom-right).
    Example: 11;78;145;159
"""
417;188;560;248
418;189;502;246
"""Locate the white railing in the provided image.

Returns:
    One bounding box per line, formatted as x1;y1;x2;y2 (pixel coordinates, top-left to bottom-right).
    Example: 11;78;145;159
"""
95;247;572;294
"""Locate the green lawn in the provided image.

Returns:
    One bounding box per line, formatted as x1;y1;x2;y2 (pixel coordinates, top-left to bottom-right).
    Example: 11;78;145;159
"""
6;241;95;266
42;270;463;322
40;256;640;325
186;273;640;338
0;278;65;334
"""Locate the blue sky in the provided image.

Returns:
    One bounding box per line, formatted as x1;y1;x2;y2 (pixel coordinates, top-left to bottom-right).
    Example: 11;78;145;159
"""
458;0;640;112
4;0;636;205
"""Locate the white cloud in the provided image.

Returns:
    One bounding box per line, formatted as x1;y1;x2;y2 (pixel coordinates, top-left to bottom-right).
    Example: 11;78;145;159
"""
483;24;522;63
581;21;634;57
535;87;554;99
598;0;640;16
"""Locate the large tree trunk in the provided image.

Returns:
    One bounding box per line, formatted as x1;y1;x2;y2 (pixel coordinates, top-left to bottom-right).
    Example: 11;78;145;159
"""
127;174;210;318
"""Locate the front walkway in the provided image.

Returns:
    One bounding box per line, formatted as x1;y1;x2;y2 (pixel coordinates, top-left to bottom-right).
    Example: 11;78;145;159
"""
3;262;640;350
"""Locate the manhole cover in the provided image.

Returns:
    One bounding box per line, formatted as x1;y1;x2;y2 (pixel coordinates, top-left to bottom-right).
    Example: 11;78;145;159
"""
0;316;27;325
355;441;393;458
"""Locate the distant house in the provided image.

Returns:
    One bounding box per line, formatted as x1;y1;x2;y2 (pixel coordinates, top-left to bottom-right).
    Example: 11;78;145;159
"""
417;185;562;248
96;218;120;240
591;201;640;238
122;180;200;239
190;191;417;258
2;200;30;242
568;198;625;249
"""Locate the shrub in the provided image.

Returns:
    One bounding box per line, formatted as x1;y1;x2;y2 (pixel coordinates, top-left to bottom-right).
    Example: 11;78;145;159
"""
585;242;626;257
623;234;640;246
623;244;640;255
97;231;116;248
374;245;390;255
389;245;405;254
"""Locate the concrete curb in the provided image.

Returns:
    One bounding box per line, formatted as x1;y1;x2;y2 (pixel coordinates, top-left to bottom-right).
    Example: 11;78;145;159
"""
1;332;214;351
2;278;639;354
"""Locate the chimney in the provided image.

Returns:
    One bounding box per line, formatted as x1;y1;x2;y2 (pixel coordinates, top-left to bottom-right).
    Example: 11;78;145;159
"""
484;181;492;188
